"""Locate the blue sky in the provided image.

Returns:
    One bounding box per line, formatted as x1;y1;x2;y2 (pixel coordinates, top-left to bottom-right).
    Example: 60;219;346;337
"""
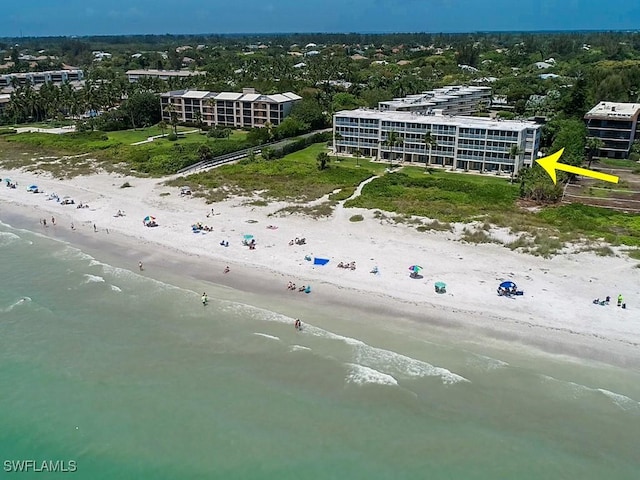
3;0;640;37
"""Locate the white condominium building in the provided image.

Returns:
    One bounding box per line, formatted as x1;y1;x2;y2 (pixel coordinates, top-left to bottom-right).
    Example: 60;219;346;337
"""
0;69;84;89
378;85;492;116
334;109;542;174
160;88;302;128
126;69;206;82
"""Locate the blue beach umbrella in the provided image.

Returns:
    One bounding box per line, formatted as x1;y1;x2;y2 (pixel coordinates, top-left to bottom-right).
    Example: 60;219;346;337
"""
28;184;38;190
435;281;446;289
243;234;254;240
409;265;423;273
499;281;516;289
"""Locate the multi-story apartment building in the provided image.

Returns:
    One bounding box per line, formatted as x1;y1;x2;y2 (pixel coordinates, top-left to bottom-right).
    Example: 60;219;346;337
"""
160;88;302;128
0;69;84;90
334;109;542;174
126;69;206;82
378;85;492;116
584;102;640;159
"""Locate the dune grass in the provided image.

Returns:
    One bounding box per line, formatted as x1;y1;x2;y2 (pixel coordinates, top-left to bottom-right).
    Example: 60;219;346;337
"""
168;143;375;203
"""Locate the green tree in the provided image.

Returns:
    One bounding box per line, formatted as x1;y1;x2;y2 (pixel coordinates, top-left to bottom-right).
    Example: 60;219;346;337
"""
316;151;330;170
354;149;363;167
550;119;587;167
381;130;403;168
197;144;212;161
423;131;438;168
158;120;168;137
164;103;179;135
585;137;605;168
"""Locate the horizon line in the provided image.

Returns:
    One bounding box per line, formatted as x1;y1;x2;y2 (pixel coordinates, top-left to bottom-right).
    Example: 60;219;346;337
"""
2;28;640;40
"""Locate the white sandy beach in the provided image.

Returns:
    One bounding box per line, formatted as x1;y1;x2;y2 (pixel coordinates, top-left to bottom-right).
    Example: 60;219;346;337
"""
1;168;639;366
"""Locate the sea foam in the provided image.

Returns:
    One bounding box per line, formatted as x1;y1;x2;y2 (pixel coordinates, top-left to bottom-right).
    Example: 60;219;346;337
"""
346;363;398;386
253;332;280;341
83;274;105;284
540;375;640;412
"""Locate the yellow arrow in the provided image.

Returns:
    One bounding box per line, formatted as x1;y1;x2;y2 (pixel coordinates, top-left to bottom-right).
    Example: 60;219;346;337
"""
535;148;619;184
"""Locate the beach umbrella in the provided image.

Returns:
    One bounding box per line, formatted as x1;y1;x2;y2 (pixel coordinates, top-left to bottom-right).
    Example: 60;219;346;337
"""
435;281;446;289
28;185;38;190
243;234;254;240
499;281;516;289
4;178;11;182
143;215;156;224
409;265;423;272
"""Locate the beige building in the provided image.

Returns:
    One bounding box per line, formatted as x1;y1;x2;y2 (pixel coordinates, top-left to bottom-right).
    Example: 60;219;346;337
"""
126;69;206;82
160;88;302;128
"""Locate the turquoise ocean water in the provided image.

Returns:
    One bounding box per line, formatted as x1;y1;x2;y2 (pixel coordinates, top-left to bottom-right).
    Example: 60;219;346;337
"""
1;220;639;479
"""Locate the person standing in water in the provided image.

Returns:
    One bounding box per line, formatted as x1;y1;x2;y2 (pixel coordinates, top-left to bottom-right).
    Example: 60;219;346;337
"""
138;261;144;271
202;293;208;305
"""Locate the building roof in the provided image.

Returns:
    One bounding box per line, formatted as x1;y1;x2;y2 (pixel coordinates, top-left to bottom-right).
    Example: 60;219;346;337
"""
162;89;302;104
182;90;210;99
584;102;640;120
379;85;491;110
126;69;206;77
335;109;541;132
215;92;243;101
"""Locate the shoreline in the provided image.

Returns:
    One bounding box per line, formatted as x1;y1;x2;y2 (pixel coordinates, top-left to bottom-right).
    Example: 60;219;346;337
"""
1;169;639;369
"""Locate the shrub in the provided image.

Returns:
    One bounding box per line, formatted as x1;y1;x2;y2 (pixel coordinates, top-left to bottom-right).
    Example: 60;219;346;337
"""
120;182;132;188
167;132;178;141
349;214;364;222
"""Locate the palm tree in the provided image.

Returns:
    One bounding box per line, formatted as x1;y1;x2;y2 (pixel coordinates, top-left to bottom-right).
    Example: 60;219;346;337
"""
164;103;179;135
194;110;203;131
334;131;343;161
423;131;438;168
586;137;604;168
381;130;403;168
158;120;168;137
354;149;363;167
508;144;523;182
316;151;330;170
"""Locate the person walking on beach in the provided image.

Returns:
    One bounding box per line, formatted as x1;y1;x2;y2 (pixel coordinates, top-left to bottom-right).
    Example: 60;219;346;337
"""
43;218;47;227
71;222;75;230
202;293;208;305
618;294;623;307
51;216;55;225
138;261;144;271
93;224;97;232
223;266;230;274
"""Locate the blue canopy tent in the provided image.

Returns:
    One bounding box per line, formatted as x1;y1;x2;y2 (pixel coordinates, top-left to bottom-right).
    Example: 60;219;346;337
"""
498;281;522;296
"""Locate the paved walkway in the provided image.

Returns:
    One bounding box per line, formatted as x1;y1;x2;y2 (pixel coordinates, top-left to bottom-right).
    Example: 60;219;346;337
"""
14;125;76;134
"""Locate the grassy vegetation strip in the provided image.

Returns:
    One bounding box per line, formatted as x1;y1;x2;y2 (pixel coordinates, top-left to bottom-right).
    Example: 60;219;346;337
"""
169;143;374;203
0;129;251;176
345;170;518;222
